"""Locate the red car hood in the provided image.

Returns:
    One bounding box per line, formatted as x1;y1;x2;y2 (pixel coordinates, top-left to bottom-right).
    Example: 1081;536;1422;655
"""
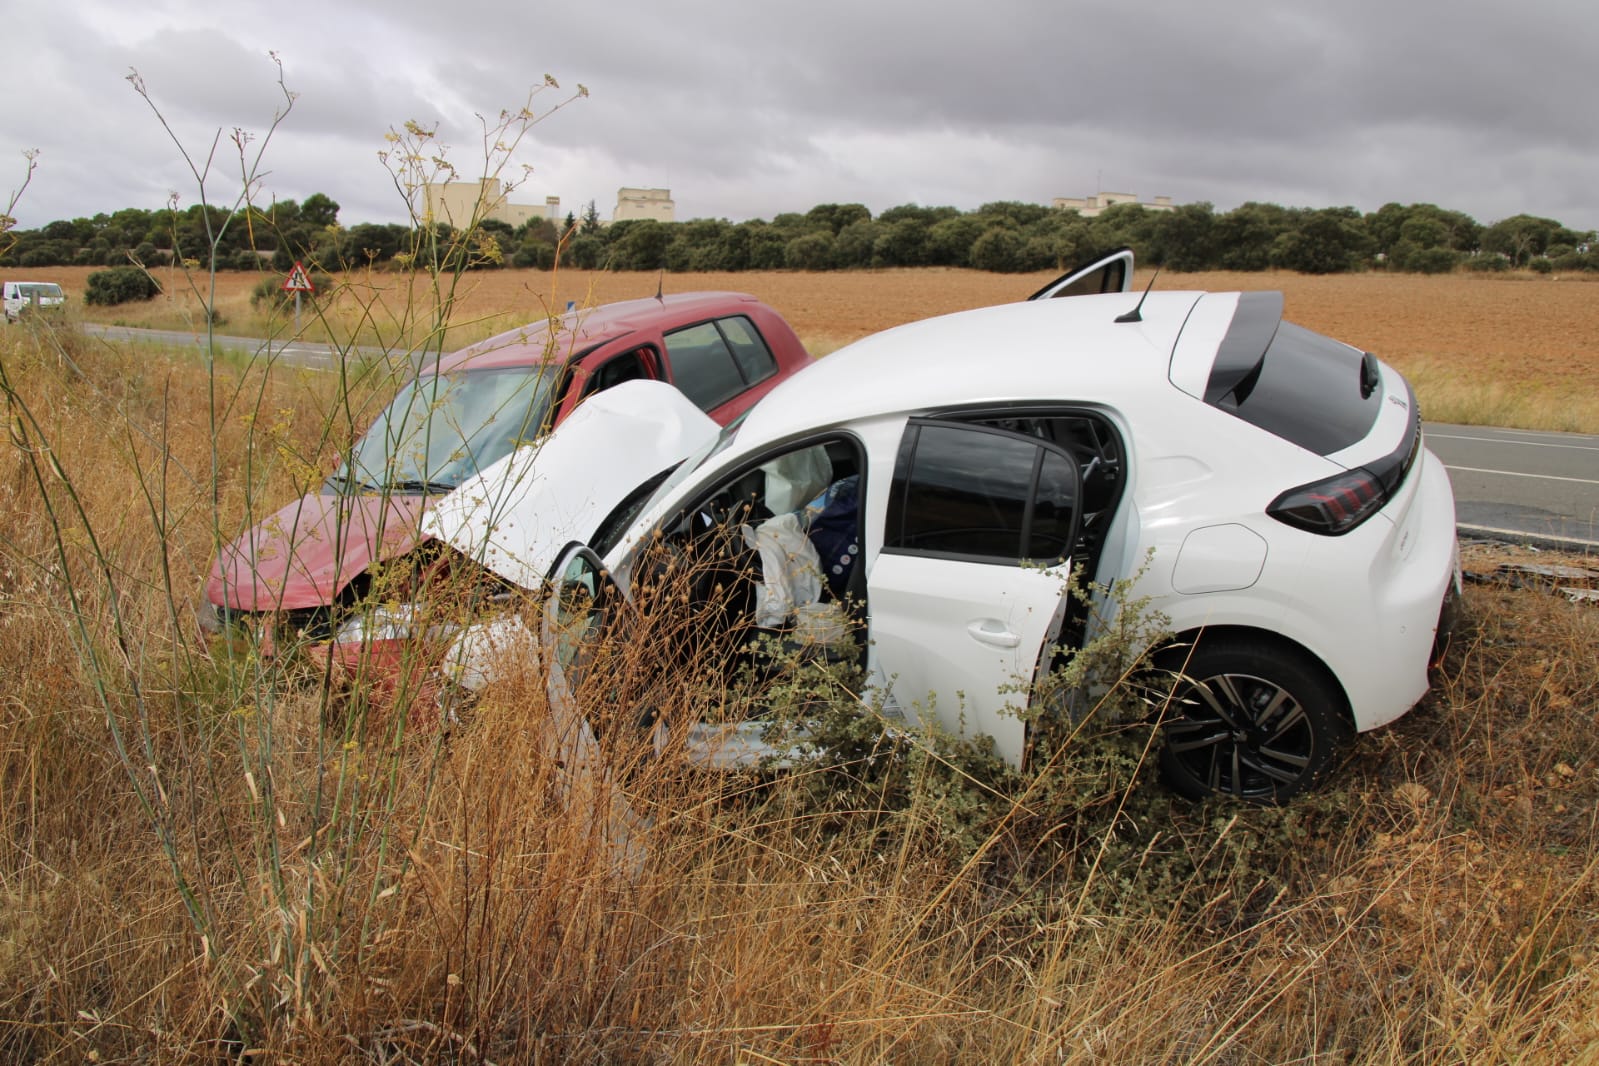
206;491;428;612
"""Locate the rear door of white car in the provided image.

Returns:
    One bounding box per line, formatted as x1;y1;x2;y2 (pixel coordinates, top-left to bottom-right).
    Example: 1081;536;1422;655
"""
866;420;1083;766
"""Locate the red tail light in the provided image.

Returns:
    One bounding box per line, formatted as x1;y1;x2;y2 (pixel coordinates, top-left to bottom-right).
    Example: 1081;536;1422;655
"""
1268;468;1386;535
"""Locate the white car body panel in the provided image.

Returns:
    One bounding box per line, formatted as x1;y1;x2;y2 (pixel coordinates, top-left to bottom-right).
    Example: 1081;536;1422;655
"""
424;379;719;589
868;552;1070;764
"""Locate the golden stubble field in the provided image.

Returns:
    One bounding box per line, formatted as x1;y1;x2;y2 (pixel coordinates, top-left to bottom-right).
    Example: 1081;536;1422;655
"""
26;263;1599;431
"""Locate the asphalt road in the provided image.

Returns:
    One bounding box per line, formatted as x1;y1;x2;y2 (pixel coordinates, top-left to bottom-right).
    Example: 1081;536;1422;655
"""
1424;423;1599;550
80;322;394;372
78;322;1599;551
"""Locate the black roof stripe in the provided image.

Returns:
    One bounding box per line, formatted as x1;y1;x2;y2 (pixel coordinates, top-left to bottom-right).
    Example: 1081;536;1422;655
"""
1204;291;1284;406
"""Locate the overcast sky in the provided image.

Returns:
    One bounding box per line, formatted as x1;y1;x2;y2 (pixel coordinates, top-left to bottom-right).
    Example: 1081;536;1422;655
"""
5;0;1597;233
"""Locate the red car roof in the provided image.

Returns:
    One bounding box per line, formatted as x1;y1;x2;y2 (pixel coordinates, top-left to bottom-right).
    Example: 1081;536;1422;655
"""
429;291;770;373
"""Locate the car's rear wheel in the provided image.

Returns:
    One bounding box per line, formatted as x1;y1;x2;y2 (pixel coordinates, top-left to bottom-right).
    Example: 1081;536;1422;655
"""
1154;637;1352;803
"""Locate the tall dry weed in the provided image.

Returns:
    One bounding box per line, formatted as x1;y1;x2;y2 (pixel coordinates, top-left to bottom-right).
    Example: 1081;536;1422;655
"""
2;70;1597;1065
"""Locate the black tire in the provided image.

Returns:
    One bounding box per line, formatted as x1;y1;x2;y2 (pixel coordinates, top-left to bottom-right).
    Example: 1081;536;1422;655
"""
1154;637;1353;803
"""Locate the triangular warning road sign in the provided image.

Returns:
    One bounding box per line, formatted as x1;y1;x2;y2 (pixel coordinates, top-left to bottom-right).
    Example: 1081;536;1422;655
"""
282;261;316;293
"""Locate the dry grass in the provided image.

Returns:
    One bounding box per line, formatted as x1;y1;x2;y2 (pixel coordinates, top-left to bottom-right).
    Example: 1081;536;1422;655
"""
2;296;1597;1061
22;263;1599;433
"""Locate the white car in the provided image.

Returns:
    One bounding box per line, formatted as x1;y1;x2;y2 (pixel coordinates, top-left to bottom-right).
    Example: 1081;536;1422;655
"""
2;280;66;322
420;261;1461;801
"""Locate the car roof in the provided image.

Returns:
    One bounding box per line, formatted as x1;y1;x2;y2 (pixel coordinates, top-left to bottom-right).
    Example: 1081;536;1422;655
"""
734;290;1211;444
426;291;770;373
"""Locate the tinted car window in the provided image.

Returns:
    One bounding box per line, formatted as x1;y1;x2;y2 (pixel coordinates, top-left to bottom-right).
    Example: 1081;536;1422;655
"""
664;317;776;410
1028;450;1079;560
887;423;1079;563
718;315;778;382
1209;315;1381;456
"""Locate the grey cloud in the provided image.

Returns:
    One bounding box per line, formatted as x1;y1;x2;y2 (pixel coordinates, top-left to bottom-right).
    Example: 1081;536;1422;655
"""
2;0;1596;231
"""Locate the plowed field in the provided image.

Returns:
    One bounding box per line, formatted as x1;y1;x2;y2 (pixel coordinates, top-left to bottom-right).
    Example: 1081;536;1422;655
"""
29;264;1599;430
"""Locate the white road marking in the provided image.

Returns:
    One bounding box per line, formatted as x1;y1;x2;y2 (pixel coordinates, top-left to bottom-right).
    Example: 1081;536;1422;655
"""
1428;432;1599;451
1456;522;1599;548
1444;464;1599;487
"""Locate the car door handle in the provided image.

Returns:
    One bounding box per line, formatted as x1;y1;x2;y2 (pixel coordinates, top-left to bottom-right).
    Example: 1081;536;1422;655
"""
967;619;1020;649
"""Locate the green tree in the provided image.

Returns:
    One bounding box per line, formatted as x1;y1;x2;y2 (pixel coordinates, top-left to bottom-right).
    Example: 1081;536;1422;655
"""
1214;202;1293;271
926;215;985;267
1269;207;1371;274
84;265;162;304
805;203;871;235
665;218;731;271
873;217;931;266
337;222;407;266
580;200;602;233
970;226;1025;272
976;200;1051;228
745;222;789;269
1151;202;1218;271
565;233;608;269
785;231;836;270
1408;247;1459;274
609;219;671;270
714;223;758;271
1480;214;1567;267
832;219;883;268
1088;204;1162;262
511;237;557;269
299;192;341;228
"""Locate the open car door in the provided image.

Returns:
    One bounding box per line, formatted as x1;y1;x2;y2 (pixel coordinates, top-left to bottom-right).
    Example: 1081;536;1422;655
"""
542;543;804;772
864;419;1086;766
539;544;650;875
1027;247;1135;301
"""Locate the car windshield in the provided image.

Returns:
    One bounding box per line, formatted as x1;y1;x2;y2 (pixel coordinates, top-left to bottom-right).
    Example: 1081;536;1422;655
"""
333;366;561;494
18;284;63;299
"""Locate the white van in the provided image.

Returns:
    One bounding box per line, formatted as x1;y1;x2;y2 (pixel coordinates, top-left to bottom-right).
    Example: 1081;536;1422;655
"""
2;280;67;322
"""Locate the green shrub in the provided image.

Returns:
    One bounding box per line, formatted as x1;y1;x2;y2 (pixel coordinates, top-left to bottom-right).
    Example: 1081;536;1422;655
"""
230;248;266;272
1466;252;1510;273
1408;247;1459;274
511;239;557;270
970;227;1025;272
1529;257;1554;274
83;266;162;306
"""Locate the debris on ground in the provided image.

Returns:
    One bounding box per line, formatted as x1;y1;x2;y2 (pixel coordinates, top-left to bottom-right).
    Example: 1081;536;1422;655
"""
1463;557;1599;605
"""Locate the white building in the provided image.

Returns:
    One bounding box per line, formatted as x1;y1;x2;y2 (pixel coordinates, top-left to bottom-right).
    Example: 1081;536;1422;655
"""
612;187;676;224
421;179;544;229
1053;191;1175;217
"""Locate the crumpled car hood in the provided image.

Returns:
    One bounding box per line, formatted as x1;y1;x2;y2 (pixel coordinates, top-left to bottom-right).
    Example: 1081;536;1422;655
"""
425;380;720;590
206;490;428;612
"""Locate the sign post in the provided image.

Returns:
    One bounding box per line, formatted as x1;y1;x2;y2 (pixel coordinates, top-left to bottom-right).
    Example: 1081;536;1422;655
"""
281;261;316;332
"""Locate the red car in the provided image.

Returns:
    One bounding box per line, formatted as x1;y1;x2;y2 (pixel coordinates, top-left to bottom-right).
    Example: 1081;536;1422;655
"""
199;292;812;656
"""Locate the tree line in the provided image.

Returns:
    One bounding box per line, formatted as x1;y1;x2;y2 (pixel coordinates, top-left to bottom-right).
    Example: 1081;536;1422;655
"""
7;194;1595;276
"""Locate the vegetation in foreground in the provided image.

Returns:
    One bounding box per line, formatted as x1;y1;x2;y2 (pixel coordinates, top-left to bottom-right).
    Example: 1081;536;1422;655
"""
1;300;1596;1063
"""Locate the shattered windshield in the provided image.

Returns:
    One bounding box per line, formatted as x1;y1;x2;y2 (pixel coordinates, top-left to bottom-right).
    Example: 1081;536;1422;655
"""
333;366;561;494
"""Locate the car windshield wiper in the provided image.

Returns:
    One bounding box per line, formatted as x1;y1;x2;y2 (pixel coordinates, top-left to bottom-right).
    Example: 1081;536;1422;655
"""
325;472;382;494
388;479;458;496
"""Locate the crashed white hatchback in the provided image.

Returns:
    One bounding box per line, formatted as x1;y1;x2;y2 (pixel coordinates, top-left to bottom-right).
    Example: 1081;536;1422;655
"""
423;271;1461;801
